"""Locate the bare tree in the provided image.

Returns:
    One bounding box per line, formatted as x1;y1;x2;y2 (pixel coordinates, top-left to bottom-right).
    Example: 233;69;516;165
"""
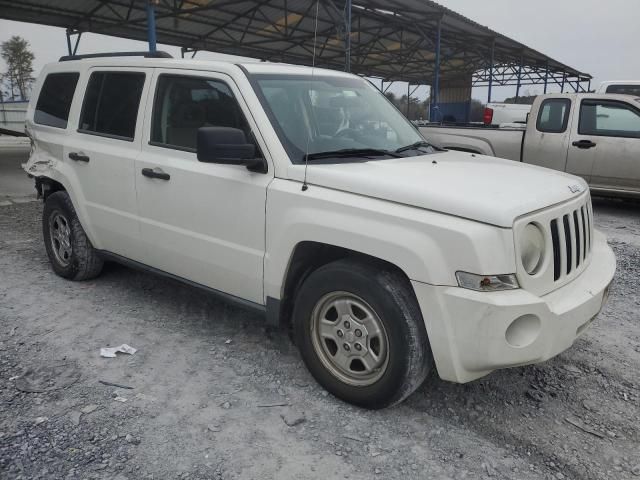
1;36;35;101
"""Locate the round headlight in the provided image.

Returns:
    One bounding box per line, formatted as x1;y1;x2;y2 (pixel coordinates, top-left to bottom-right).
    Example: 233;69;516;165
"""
520;223;545;275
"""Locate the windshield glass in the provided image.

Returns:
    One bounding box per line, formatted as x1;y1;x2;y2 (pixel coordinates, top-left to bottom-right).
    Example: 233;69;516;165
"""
250;74;431;163
606;84;640;96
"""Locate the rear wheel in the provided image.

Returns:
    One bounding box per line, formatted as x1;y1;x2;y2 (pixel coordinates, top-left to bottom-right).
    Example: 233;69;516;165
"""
43;191;103;280
293;259;433;409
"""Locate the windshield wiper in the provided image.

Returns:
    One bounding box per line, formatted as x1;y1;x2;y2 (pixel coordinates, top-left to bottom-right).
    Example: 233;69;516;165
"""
394;140;434;153
304;148;402;161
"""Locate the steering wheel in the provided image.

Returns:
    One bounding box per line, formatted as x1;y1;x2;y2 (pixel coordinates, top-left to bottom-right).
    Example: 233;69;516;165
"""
335;128;361;139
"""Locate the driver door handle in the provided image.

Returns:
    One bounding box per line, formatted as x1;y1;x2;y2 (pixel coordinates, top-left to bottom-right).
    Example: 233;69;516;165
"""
572;140;596;149
141;167;170;181
68;152;90;162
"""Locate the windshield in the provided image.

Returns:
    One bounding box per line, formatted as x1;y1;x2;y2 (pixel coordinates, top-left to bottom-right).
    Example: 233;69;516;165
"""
606;84;640;96
250;74;431;163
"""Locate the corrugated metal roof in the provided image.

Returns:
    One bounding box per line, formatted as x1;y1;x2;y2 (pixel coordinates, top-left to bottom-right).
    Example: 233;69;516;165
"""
0;0;591;85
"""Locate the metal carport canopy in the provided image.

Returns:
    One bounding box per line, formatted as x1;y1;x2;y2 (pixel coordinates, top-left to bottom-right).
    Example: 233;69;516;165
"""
0;0;591;87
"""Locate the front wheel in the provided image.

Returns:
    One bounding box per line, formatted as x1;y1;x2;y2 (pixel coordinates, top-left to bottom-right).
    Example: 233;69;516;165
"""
293;259;433;409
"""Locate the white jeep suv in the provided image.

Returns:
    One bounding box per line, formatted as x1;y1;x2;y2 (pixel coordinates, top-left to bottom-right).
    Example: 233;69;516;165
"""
23;52;616;408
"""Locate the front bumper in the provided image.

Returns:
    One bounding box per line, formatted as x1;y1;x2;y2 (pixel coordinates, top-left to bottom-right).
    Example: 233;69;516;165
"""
412;230;616;383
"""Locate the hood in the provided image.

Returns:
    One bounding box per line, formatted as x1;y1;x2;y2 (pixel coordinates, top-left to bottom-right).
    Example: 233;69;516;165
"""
301;151;586;227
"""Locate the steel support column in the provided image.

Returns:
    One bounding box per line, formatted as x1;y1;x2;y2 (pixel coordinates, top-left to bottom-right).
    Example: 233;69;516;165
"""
515;54;523;102
407;83;410;117
430;17;442;121
146;1;157;53
543;62;549;94
65;29;82;56
344;0;352;72
561;73;566;93
487;39;495;103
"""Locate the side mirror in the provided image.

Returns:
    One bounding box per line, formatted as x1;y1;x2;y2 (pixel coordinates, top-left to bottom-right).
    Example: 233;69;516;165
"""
197;127;265;172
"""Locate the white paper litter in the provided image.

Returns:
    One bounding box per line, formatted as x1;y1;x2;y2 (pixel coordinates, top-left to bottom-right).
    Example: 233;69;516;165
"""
100;344;137;358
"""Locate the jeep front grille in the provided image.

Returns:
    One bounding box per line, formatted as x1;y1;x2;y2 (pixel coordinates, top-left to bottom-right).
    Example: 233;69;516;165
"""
549;200;593;282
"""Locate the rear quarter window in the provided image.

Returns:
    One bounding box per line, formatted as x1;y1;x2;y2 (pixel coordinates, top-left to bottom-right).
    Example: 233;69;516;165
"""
34;72;80;128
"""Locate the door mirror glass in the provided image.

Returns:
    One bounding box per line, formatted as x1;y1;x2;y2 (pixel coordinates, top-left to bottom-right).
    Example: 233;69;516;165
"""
197;127;264;171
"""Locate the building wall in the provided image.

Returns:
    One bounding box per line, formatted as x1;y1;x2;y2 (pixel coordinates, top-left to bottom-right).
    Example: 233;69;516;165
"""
431;74;473;123
0;101;28;135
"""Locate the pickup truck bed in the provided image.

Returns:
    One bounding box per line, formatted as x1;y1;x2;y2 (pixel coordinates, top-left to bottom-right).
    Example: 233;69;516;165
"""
420;125;524;160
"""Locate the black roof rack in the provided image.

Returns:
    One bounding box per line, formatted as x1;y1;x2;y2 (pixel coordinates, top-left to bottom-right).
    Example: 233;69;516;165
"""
59;51;173;62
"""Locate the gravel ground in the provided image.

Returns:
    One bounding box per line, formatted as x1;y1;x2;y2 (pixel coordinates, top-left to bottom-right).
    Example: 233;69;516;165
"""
0;198;638;480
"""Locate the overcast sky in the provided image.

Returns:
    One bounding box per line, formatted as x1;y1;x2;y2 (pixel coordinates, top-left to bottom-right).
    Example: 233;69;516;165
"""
1;0;639;102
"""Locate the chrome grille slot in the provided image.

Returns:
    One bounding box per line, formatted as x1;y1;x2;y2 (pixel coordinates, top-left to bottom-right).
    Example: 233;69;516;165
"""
580;206;587;261
563;214;572;275
573;210;581;268
550;219;561;281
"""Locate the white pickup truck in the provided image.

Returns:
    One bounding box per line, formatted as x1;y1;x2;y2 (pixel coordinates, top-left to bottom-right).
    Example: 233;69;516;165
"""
23;54;615;408
422;93;640;199
484;102;531;126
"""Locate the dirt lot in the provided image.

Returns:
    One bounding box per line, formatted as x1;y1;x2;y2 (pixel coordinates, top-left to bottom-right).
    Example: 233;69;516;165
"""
0;197;638;480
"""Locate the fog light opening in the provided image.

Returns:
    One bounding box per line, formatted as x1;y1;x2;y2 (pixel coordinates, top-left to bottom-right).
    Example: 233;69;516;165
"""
505;314;541;348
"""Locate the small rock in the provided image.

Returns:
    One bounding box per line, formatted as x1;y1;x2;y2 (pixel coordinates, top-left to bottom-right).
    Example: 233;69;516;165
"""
482;462;497;477
69;411;82;426
563;364;582;374
221;401;231;409
34;417;48;425
208;424;221;433
374;468;382;475
224;339;232;344
281;411;306;427
125;434;140;445
526;390;544;402
631;465;640;476
555;472;565;480
81;404;99;414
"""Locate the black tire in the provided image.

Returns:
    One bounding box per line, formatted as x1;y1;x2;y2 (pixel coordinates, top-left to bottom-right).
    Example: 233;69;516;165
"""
42;191;104;280
293;258;433;409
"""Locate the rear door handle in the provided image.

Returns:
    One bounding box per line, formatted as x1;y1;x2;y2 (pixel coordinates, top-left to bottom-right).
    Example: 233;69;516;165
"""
68;152;90;162
572;140;596;149
141;167;170;181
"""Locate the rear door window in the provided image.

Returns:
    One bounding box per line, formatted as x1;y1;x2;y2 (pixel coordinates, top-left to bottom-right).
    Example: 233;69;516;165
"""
79;71;145;140
34;72;80;128
579;100;640;138
536;98;571;133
